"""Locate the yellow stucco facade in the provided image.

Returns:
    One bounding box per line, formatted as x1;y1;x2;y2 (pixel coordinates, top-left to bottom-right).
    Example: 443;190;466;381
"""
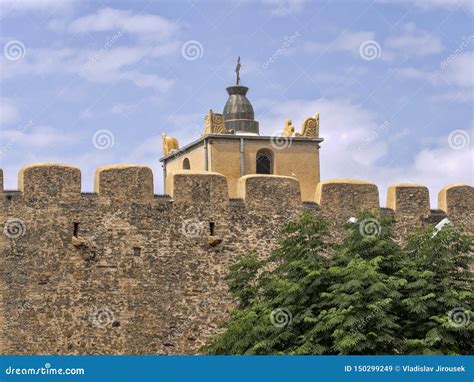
162;136;321;202
209;138;320;201
160;79;322;202
164;145;206;195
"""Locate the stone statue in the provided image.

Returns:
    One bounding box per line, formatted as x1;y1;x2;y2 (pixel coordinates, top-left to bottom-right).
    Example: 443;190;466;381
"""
298;113;319;138
235;56;241;85
162;133;179;156
203;109;227;135
282;119;295;137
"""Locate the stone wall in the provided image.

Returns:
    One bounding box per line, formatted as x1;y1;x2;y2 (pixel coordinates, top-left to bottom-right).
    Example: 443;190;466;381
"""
0;164;472;354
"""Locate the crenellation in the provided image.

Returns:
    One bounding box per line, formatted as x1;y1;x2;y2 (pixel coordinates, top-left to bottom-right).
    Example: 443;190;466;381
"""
424;209;448;226
82;192;98;197
237;174;301;209
170;171;228;205
438;184;474;230
0;164;472;355
386;184;430;216
302;201;320;211
94;165;154;202
1;63;470;357
18;163;81;202
386;184;431;238
315;179;379;227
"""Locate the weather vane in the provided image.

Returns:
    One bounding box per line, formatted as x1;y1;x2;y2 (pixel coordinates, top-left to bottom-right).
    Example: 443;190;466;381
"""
235;56;241;85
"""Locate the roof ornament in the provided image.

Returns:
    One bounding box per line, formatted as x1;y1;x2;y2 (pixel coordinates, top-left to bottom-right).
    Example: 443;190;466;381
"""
235;56;241;85
162;133;179;156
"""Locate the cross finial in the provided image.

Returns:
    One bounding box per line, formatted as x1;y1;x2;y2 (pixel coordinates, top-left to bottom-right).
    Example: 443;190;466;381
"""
235;56;241;85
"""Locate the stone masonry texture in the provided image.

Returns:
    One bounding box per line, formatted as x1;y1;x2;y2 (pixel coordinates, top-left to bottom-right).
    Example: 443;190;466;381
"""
0;165;472;354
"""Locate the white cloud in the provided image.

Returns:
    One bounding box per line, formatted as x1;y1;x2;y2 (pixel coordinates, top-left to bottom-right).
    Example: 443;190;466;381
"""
257;97;473;206
0;42;178;91
395;52;473;102
442;51;474;87
302;31;375;55
394;67;442;84
413;145;472;181
1;125;75;149
385;23;444;57
111;103;138;117
68;7;177;40
258;98;388;171
79;43;178;90
1;97;470;201
0;124;78;175
1;0;75;14
262;0;308;16
378;0;474;14
0;99;19;125
0;8;181;91
430;89;473;103
121;71;175;91
298;24;443;62
1;149;116;191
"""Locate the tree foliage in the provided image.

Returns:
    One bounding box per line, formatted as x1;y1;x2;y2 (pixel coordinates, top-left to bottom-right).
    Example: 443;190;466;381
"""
398;225;473;354
205;212;473;355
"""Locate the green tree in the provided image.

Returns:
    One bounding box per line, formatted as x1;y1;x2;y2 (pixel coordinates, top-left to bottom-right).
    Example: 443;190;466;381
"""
205;212;332;354
398;224;473;354
311;213;404;354
205;212;473;355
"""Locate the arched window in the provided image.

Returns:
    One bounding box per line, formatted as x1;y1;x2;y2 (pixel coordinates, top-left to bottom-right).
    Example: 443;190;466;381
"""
182;158;190;170
256;149;273;174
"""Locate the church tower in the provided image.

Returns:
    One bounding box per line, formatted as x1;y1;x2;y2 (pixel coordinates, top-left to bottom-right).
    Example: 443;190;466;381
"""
160;59;323;202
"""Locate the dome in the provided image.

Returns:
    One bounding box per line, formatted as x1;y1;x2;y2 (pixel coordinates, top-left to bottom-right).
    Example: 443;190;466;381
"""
223;85;259;135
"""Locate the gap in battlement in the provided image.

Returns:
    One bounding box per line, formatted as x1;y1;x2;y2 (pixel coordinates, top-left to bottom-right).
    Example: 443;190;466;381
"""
81;192;97;197
73;222;80;237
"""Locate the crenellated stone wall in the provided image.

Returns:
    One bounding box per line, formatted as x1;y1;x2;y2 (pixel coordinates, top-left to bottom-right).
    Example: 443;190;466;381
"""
0;164;472;355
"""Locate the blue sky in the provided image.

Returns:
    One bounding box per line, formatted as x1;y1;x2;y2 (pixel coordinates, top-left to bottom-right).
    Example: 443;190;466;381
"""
0;0;472;206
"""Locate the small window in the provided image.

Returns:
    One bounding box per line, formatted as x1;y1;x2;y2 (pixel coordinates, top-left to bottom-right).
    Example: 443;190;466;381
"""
73;222;80;237
183;158;190;170
133;247;141;256
256;149;273;174
209;222;215;236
